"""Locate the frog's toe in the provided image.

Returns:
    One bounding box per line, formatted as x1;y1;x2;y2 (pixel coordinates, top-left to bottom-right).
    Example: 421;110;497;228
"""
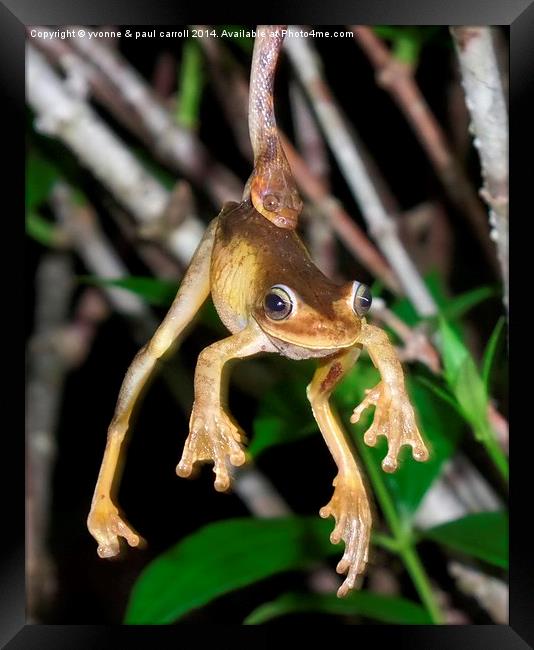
88;500;144;559
411;442;430;462
212;460;231;492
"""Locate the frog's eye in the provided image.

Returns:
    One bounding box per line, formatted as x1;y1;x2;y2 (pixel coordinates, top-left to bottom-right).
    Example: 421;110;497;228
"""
264;285;294;320
352;282;372;316
262;193;281;213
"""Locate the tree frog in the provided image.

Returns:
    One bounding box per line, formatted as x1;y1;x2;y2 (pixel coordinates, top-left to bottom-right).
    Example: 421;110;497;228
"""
87;26;429;598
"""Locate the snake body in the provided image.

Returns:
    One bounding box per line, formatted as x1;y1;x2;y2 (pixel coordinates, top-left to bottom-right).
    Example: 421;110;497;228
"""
245;25;303;230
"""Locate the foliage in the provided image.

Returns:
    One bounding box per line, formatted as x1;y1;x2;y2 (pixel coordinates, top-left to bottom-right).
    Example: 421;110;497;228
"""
125;517;335;623
243;591;432;625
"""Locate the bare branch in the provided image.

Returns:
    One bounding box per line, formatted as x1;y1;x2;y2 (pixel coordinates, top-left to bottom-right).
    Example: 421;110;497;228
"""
352;26;498;271
65;27;243;205
450;27;509;312
26;44;205;266
26;253;73;620
449;561;508;624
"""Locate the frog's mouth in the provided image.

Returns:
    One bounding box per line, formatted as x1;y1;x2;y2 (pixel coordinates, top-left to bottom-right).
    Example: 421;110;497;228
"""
261;330;359;361
255;318;361;353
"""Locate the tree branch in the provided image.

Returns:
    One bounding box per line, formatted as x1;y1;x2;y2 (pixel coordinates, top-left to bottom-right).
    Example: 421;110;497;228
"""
351;26;498;272
450;27;509;312
26;253;73;620
26;44;205;266
65;27;243;205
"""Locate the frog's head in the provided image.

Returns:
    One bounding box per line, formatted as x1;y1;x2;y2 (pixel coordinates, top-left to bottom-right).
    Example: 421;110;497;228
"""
252;279;372;354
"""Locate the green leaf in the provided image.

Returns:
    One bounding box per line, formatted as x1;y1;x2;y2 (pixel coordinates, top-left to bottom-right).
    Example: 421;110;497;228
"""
412;374;461;414
421;511;508;568
390;274;491;344
26;211;57;247
437;286;496;323
438;317;490;437
26;150;60;210
78;275;179;307
124;516;336;624
244;591;432;625
177;39;204;129
250;416;317;458
454;355;490;440
249;378;317;458
389;270;449;328
482;317;506;391
437;316;470;386
438;318;508;481
393;35;421;64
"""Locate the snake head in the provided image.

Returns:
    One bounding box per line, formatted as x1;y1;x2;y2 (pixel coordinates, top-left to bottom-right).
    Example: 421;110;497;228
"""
249;170;303;229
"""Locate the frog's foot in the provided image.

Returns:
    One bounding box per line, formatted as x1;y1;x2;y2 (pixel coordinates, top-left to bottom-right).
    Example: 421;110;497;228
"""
350;382;429;473
320;473;372;598
87;498;144;559
176;405;247;492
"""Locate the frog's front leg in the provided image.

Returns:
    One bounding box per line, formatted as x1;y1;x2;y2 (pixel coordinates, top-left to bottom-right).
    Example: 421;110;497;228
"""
351;321;430;472
177;320;276;492
307;347;372;598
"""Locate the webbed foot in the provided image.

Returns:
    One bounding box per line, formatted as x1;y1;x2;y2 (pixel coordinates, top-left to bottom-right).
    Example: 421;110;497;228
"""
320;473;372;597
350;381;429;473
87;498;144;558
176;404;247;492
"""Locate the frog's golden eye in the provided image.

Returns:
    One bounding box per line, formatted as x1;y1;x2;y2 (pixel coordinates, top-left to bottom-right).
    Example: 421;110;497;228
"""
353;282;372;316
264;285;294;320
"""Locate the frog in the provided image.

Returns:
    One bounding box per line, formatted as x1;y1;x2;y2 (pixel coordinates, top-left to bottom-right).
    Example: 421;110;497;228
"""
87;25;429;598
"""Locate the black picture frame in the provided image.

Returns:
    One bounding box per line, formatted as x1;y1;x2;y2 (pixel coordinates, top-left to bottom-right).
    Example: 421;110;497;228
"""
5;0;528;646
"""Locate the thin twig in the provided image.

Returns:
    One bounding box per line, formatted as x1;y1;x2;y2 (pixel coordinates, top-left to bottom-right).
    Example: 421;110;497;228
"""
26;253;73;620
290;81;337;278
64;27;243;206
370;297;441;372
450;27;509;313
351;26;498;271
26;44;205;267
449;561;508;624
284;30;436;316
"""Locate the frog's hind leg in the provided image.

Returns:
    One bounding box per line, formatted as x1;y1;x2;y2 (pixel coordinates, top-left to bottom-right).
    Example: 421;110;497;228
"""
307;347;372;598
87;218;218;559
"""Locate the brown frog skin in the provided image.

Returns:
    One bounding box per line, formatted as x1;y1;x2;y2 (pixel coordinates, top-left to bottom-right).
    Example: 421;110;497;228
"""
87;26;429;598
87;198;430;598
